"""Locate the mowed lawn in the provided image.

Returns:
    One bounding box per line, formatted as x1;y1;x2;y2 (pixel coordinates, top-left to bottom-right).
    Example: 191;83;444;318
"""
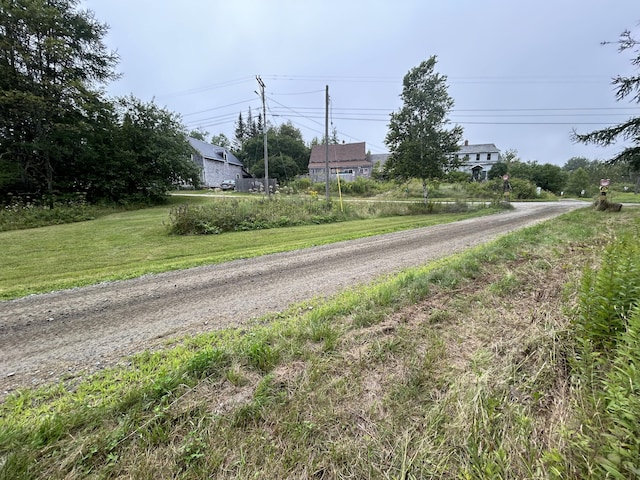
0;197;497;300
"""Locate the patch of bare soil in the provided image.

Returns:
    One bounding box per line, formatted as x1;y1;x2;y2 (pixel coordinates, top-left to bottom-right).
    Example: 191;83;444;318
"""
0;201;586;399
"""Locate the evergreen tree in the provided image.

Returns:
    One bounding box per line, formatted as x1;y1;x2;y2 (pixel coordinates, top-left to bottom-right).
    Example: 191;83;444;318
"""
233;112;246;150
573;28;640;172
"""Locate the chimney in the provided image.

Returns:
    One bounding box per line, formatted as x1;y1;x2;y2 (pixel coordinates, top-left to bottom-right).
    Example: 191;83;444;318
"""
464;140;469;146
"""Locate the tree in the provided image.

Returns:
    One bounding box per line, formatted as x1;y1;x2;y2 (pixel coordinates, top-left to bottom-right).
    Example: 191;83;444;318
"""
566;167;591;196
72;97;200;203
108;96;201;202
189;128;209;141
488;162;508;180
233;112;246;150
501;149;519;166
531;163;567;194
235;122;309;181
573;28;640;172
0;0;118;199
563;156;590;172
211;133;231;149
384;56;463;202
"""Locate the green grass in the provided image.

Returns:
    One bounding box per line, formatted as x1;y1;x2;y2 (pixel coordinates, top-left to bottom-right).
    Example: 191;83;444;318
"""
2;207;639;478
0;196;502;300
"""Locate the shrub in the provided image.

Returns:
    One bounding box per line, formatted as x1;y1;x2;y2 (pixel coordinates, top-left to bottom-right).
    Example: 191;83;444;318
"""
573;234;640;350
570;233;640;478
0;193;114;231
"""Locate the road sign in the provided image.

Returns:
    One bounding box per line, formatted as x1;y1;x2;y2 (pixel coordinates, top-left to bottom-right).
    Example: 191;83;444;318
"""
600;178;610;187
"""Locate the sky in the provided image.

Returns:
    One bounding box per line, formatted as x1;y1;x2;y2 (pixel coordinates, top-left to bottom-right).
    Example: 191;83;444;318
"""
79;0;640;166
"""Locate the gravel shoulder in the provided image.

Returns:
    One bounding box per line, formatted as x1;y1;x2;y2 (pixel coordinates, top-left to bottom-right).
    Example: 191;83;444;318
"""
0;201;586;398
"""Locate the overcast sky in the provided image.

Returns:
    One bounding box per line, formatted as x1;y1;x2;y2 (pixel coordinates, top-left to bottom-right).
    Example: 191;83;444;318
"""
80;0;639;166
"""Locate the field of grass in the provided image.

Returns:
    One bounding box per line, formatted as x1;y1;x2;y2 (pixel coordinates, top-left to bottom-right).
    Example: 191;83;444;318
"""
0;196;501;300
1;206;639;478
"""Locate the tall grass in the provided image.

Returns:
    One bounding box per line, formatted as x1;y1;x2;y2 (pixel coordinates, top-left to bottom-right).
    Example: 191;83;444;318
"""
2;207;638;478
167;197;491;235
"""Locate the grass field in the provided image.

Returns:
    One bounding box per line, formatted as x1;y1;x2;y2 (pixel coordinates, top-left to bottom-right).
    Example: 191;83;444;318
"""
0;196;501;300
1;206;639;478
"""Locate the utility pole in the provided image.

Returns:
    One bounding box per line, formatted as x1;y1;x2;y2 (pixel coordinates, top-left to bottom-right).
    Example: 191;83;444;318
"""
324;85;330;202
257;75;270;199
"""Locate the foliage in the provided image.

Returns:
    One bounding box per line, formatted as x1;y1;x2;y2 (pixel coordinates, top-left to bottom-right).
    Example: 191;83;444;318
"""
188;128;209;141
0;193;116;232
334;177;386;196
0;0;201;205
565;167;591;196
384;56;463;199
573;28;640;171
167;196;493;235
463;177;540;199
570;233;640;478
0;0;118;199
573;234;640;350
92;96;202;203
508;160;567;193
487;161;508;180
563;157;632;190
235;122;310;181
168;198;346;235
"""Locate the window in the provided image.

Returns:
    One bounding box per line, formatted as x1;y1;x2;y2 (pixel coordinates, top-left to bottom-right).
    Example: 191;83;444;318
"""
487;153;491;161
476;153;480;161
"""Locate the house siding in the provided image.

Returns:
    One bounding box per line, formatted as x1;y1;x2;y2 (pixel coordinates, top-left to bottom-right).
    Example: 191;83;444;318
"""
188;137;247;188
307;142;373;182
453;142;501;181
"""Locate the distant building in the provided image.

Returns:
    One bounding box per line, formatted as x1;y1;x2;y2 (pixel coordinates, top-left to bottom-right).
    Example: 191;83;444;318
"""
308;142;374;182
453;140;501;181
187;137;249;188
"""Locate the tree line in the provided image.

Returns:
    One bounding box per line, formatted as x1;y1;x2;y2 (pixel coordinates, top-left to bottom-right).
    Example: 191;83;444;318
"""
1;0;637;206
0;0;200;204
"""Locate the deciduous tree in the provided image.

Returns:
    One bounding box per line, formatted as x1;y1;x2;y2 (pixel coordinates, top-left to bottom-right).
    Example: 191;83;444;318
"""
384;56;463;202
0;0;118;198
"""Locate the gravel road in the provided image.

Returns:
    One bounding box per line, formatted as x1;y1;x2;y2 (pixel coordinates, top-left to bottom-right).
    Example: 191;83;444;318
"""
0;201;586;397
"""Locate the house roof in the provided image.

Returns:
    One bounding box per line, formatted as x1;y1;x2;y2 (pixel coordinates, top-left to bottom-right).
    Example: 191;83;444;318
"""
308;142;371;168
188;137;244;167
456;143;500;155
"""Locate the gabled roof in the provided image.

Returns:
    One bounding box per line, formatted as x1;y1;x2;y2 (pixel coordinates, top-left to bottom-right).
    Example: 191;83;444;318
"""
456;143;500;155
308;142;371;167
188;137;244;167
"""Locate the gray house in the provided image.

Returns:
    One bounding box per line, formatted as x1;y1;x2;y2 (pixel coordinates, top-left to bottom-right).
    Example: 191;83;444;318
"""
188;137;248;188
453;140;501;181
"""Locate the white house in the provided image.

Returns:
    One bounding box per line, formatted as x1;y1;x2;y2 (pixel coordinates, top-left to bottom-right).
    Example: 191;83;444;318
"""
453;140;501;181
187;137;248;188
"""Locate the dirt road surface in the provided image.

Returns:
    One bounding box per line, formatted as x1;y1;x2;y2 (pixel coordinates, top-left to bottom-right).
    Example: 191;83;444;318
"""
0;201;586;398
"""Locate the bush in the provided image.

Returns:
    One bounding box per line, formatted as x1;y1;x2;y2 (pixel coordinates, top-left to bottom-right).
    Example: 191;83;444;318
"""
168;198;346;235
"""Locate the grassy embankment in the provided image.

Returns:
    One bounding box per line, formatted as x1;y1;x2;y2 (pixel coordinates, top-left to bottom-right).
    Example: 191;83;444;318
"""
0;195;500;300
1;205;639;478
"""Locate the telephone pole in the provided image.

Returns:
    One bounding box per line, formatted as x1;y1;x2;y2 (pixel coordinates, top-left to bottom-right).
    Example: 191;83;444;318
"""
324;85;330;201
256;76;270;199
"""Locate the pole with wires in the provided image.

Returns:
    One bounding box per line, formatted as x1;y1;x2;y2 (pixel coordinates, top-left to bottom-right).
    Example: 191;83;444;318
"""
324;85;330;202
257;75;270;199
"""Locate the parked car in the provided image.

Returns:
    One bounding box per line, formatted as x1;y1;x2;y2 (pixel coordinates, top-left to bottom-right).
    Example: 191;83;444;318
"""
220;179;236;191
